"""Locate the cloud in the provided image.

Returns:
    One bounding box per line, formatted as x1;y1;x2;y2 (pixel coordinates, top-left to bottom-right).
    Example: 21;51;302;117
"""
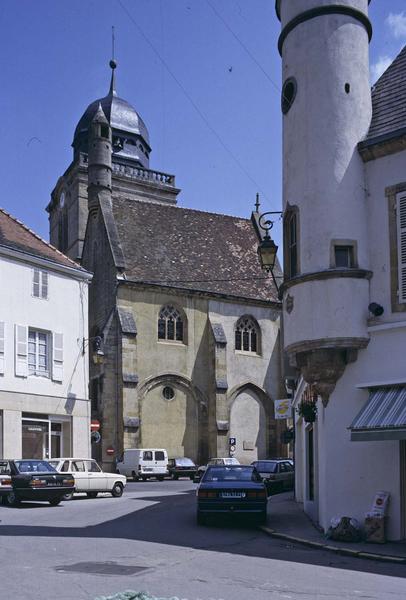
386;12;406;38
370;56;393;83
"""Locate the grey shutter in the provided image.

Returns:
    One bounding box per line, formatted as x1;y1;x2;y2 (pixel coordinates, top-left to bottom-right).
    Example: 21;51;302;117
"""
52;332;63;382
15;325;28;377
397;193;406;303
41;271;48;299
33;269;40;297
0;322;4;374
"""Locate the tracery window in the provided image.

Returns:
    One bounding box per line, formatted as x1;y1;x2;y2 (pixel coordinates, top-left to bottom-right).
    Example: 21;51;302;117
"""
158;306;184;342
235;316;260;354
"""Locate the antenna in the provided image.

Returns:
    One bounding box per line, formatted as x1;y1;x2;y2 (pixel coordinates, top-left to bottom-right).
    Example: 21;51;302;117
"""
112;25;115;61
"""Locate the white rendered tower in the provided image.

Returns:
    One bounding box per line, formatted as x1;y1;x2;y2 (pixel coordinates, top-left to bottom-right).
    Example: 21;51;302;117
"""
276;0;373;403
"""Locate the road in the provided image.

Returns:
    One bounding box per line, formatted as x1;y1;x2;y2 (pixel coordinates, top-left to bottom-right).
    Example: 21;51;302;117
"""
0;480;405;600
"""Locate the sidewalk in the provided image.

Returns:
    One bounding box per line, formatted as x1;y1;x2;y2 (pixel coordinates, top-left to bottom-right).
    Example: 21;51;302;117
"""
261;492;406;564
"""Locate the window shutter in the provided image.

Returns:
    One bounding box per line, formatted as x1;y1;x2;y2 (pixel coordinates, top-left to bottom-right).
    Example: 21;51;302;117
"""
0;322;4;374
33;269;40;297
15;325;28;377
52;332;63;382
397;194;406;303
41;271;48;299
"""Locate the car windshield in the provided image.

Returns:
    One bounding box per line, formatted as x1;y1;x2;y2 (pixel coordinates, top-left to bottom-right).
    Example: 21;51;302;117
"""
14;460;56;473
253;461;278;473
175;458;195;466
203;466;261;482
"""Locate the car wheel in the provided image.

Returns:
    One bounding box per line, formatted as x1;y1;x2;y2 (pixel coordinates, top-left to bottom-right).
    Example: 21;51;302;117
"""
5;491;20;507
49;497;62;506
189;475;195;480
131;471;139;481
196;511;206;526
86;492;98;499
111;482;123;497
141;476;147;482
157;475;164;482
62;492;74;501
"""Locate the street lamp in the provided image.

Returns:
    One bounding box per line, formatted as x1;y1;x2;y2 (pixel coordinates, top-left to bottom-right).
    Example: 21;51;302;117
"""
256;203;283;290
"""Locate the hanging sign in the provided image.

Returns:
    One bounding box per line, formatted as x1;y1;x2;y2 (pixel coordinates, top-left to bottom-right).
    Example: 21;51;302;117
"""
274;398;292;420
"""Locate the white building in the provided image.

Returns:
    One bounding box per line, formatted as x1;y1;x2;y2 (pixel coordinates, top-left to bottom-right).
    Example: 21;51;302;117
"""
276;0;406;540
0;208;91;460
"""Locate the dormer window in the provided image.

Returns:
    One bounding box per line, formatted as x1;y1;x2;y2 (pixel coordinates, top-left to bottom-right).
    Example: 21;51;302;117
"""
32;269;48;300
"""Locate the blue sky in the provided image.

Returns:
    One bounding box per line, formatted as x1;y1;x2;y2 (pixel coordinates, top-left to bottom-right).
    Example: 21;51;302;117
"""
1;0;406;252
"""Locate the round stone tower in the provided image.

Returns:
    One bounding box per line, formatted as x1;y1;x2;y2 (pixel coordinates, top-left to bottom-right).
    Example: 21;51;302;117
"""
87;103;112;215
276;0;373;403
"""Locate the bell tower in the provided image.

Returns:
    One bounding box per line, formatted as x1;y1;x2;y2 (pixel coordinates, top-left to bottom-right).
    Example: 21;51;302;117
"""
277;0;373;403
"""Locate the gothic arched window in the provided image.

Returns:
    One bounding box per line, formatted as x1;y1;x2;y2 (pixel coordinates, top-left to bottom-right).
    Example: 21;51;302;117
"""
235;316;260;354
158;305;185;343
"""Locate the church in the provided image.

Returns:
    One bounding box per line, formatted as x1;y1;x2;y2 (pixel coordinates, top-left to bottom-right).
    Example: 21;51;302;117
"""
46;60;285;469
276;0;406;540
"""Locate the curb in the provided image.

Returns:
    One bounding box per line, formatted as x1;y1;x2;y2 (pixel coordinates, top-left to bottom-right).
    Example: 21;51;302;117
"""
260;526;406;564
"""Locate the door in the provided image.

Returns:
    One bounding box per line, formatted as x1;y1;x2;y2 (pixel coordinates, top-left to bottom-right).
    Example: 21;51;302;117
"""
70;460;90;492
86;460;108;491
22;419;50;459
153;450;167;474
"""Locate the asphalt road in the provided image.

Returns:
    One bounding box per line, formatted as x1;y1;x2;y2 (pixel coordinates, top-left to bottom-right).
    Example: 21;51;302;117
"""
1;480;406;600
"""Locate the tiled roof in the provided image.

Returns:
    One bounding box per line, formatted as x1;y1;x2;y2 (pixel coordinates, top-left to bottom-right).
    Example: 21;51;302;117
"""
365;45;406;142
0;208;82;270
112;198;280;303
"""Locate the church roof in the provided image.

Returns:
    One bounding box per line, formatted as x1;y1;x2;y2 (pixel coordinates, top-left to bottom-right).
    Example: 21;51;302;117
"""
73;63;150;148
0;208;83;271
364;45;406;143
112;198;280;303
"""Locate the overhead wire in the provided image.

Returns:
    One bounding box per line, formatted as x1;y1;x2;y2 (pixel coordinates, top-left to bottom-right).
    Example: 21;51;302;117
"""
116;0;271;202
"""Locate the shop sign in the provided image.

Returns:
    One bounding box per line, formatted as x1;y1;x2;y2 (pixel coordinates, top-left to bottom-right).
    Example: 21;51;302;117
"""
91;419;100;431
274;399;292;420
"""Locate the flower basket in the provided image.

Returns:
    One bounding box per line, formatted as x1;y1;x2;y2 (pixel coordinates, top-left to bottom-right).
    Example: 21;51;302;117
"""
297;400;317;423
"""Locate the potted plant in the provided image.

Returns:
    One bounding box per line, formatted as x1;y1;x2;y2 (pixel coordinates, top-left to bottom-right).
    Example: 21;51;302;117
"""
296;400;317;423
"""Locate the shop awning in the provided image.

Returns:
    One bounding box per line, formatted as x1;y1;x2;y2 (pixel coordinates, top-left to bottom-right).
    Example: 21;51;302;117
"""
350;386;406;441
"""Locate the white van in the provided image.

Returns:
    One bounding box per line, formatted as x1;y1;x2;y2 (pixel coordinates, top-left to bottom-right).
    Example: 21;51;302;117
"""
116;448;168;481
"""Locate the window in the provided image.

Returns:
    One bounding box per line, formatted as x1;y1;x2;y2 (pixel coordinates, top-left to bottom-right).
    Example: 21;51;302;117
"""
334;245;354;268
235;316;260;354
283;208;299;279
281;77;297;114
32;269;48;299
155;451;165;461
162;386;175;400
28;330;49;377
143;451;153;461
397;193;406;303
158;305;184;342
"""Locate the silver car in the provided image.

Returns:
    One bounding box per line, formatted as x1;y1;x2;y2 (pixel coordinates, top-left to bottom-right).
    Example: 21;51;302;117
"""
251;459;294;493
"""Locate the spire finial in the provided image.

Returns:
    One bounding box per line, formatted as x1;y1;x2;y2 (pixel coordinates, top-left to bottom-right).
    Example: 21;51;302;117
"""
255;192;261;213
109;26;117;96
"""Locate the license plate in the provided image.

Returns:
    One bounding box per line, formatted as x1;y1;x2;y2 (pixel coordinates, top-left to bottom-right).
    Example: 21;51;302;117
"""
221;492;245;498
143;468;152;472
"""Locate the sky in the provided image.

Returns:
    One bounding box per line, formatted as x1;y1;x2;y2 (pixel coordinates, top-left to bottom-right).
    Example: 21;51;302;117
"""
1;0;406;253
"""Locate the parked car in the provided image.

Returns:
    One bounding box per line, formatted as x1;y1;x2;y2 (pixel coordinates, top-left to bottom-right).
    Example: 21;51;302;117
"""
3;459;75;507
115;448;168;481
167;457;197;480
49;458;126;499
0;460;13;498
196;465;267;525
251;459;294;493
195;457;240;481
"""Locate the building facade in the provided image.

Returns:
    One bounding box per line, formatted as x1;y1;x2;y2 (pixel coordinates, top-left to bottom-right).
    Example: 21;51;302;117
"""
276;0;406;539
0;209;91;460
48;64;286;469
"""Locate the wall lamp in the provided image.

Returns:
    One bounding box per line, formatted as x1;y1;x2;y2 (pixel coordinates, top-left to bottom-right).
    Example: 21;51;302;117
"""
82;335;105;364
368;302;384;317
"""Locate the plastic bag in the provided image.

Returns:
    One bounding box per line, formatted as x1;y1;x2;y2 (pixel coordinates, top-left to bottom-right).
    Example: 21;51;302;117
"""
326;516;362;542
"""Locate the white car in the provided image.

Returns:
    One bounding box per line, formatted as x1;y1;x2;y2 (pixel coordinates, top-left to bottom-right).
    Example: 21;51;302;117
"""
49;458;126;499
196;457;240;480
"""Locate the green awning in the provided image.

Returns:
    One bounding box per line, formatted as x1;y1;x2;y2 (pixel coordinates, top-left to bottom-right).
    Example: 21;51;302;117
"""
350;386;406;441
